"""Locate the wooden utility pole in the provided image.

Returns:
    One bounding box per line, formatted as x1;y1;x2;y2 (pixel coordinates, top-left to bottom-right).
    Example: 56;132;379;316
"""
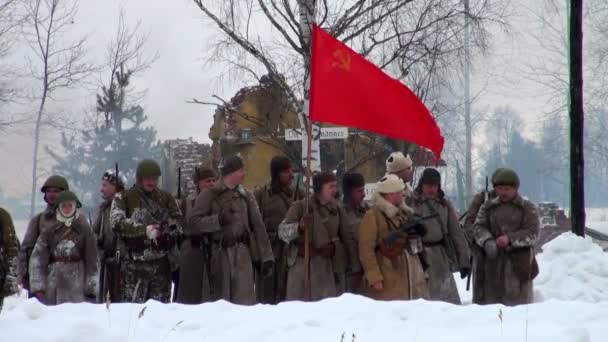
569;0;585;237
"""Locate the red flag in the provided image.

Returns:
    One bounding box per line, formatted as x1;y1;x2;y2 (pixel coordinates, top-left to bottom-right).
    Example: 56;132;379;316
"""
309;24;444;159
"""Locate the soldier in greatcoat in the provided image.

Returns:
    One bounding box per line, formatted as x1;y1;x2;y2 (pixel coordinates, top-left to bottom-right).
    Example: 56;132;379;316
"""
278;172;356;301
176;166;217;304
254;156;302;304
473;168;540;306
188;155;274;305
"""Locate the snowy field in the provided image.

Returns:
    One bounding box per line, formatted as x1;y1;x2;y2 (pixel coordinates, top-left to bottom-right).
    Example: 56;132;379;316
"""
1;232;607;342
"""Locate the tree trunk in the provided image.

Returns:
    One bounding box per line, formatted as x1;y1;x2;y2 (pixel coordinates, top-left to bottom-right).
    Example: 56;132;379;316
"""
569;0;585;237
30;94;47;217
299;0;321;174
463;0;473;202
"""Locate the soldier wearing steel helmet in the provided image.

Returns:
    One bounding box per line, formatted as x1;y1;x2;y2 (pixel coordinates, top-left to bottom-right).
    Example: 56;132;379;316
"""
462;167;505;304
29;191;99;305
18;175;77;296
110;159;183;303
473;168;540;306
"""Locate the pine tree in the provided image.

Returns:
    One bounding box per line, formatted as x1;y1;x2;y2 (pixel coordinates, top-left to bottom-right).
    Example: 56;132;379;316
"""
47;66;160;211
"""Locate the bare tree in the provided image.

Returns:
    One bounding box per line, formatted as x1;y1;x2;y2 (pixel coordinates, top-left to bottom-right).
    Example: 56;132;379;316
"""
0;0;26;129
192;0;503;176
23;0;95;217
96;7;158;132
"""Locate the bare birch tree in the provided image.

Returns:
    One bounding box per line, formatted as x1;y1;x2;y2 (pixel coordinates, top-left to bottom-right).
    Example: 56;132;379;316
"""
23;0;95;217
0;0;26;129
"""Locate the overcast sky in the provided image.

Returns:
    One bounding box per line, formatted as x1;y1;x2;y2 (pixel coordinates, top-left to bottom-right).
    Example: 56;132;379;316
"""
0;0;562;197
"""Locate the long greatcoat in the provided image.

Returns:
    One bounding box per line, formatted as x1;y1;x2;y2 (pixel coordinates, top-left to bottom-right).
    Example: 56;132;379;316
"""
177;193;217;304
411;193;470;304
341;201;367;294
91;199;124;302
18;206;58;289
358;193;429;301
473;195;540;306
253;183;302;304
463;191;497;304
29;215;99;305
278;196;356;301
187;180;274;305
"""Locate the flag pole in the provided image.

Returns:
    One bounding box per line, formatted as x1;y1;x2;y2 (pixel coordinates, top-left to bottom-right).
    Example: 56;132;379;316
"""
303;119;312;302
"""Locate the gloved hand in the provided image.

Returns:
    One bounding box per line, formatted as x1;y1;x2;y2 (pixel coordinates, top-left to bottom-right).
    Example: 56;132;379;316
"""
261;260;274;278
483;239;498;259
411;222;427;237
146;224;161;240
459;267;471;279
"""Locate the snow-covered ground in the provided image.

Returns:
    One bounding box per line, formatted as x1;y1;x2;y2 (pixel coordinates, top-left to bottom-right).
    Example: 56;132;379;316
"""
586;208;608;235
1;232;607;342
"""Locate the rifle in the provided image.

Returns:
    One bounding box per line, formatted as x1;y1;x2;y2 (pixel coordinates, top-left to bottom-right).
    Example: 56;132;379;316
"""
466;176;489;292
383;214;439;247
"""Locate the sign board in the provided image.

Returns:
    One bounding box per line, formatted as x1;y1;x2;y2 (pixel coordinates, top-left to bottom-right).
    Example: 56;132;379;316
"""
285;127;349;141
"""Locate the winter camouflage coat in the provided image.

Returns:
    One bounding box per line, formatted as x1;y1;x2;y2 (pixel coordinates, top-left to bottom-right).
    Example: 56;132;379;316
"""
177;193;215;304
358;193;429;301
18;205;58;287
341;201;367;294
110;186;183;262
29;215;99;305
411;193;470;304
473;195;539;306
1;208;20;311
253;183;302;303
463;190;497;304
188;180;274;305
278;196;355;301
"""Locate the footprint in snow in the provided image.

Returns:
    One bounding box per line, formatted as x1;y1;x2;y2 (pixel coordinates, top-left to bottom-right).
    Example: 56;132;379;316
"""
304;320;321;327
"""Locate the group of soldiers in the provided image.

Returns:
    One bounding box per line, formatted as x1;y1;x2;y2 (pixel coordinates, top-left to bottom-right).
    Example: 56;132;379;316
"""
0;151;540;311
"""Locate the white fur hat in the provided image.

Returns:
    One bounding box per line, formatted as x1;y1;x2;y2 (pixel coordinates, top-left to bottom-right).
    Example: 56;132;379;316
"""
376;174;405;194
386;152;413;173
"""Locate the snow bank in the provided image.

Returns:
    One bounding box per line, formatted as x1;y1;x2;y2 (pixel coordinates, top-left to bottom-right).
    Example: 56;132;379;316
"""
2;232;607;342
582;208;608;235
534;232;608;303
1;295;607;342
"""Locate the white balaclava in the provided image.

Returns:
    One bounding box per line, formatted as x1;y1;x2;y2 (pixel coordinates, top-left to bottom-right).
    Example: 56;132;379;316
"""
56;201;79;227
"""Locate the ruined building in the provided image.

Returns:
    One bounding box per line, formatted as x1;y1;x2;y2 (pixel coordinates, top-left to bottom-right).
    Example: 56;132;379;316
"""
161;138;211;197
208;75;443;190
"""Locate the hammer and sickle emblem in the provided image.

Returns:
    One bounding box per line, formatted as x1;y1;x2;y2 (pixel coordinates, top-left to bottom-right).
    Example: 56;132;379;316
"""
331;49;351;71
